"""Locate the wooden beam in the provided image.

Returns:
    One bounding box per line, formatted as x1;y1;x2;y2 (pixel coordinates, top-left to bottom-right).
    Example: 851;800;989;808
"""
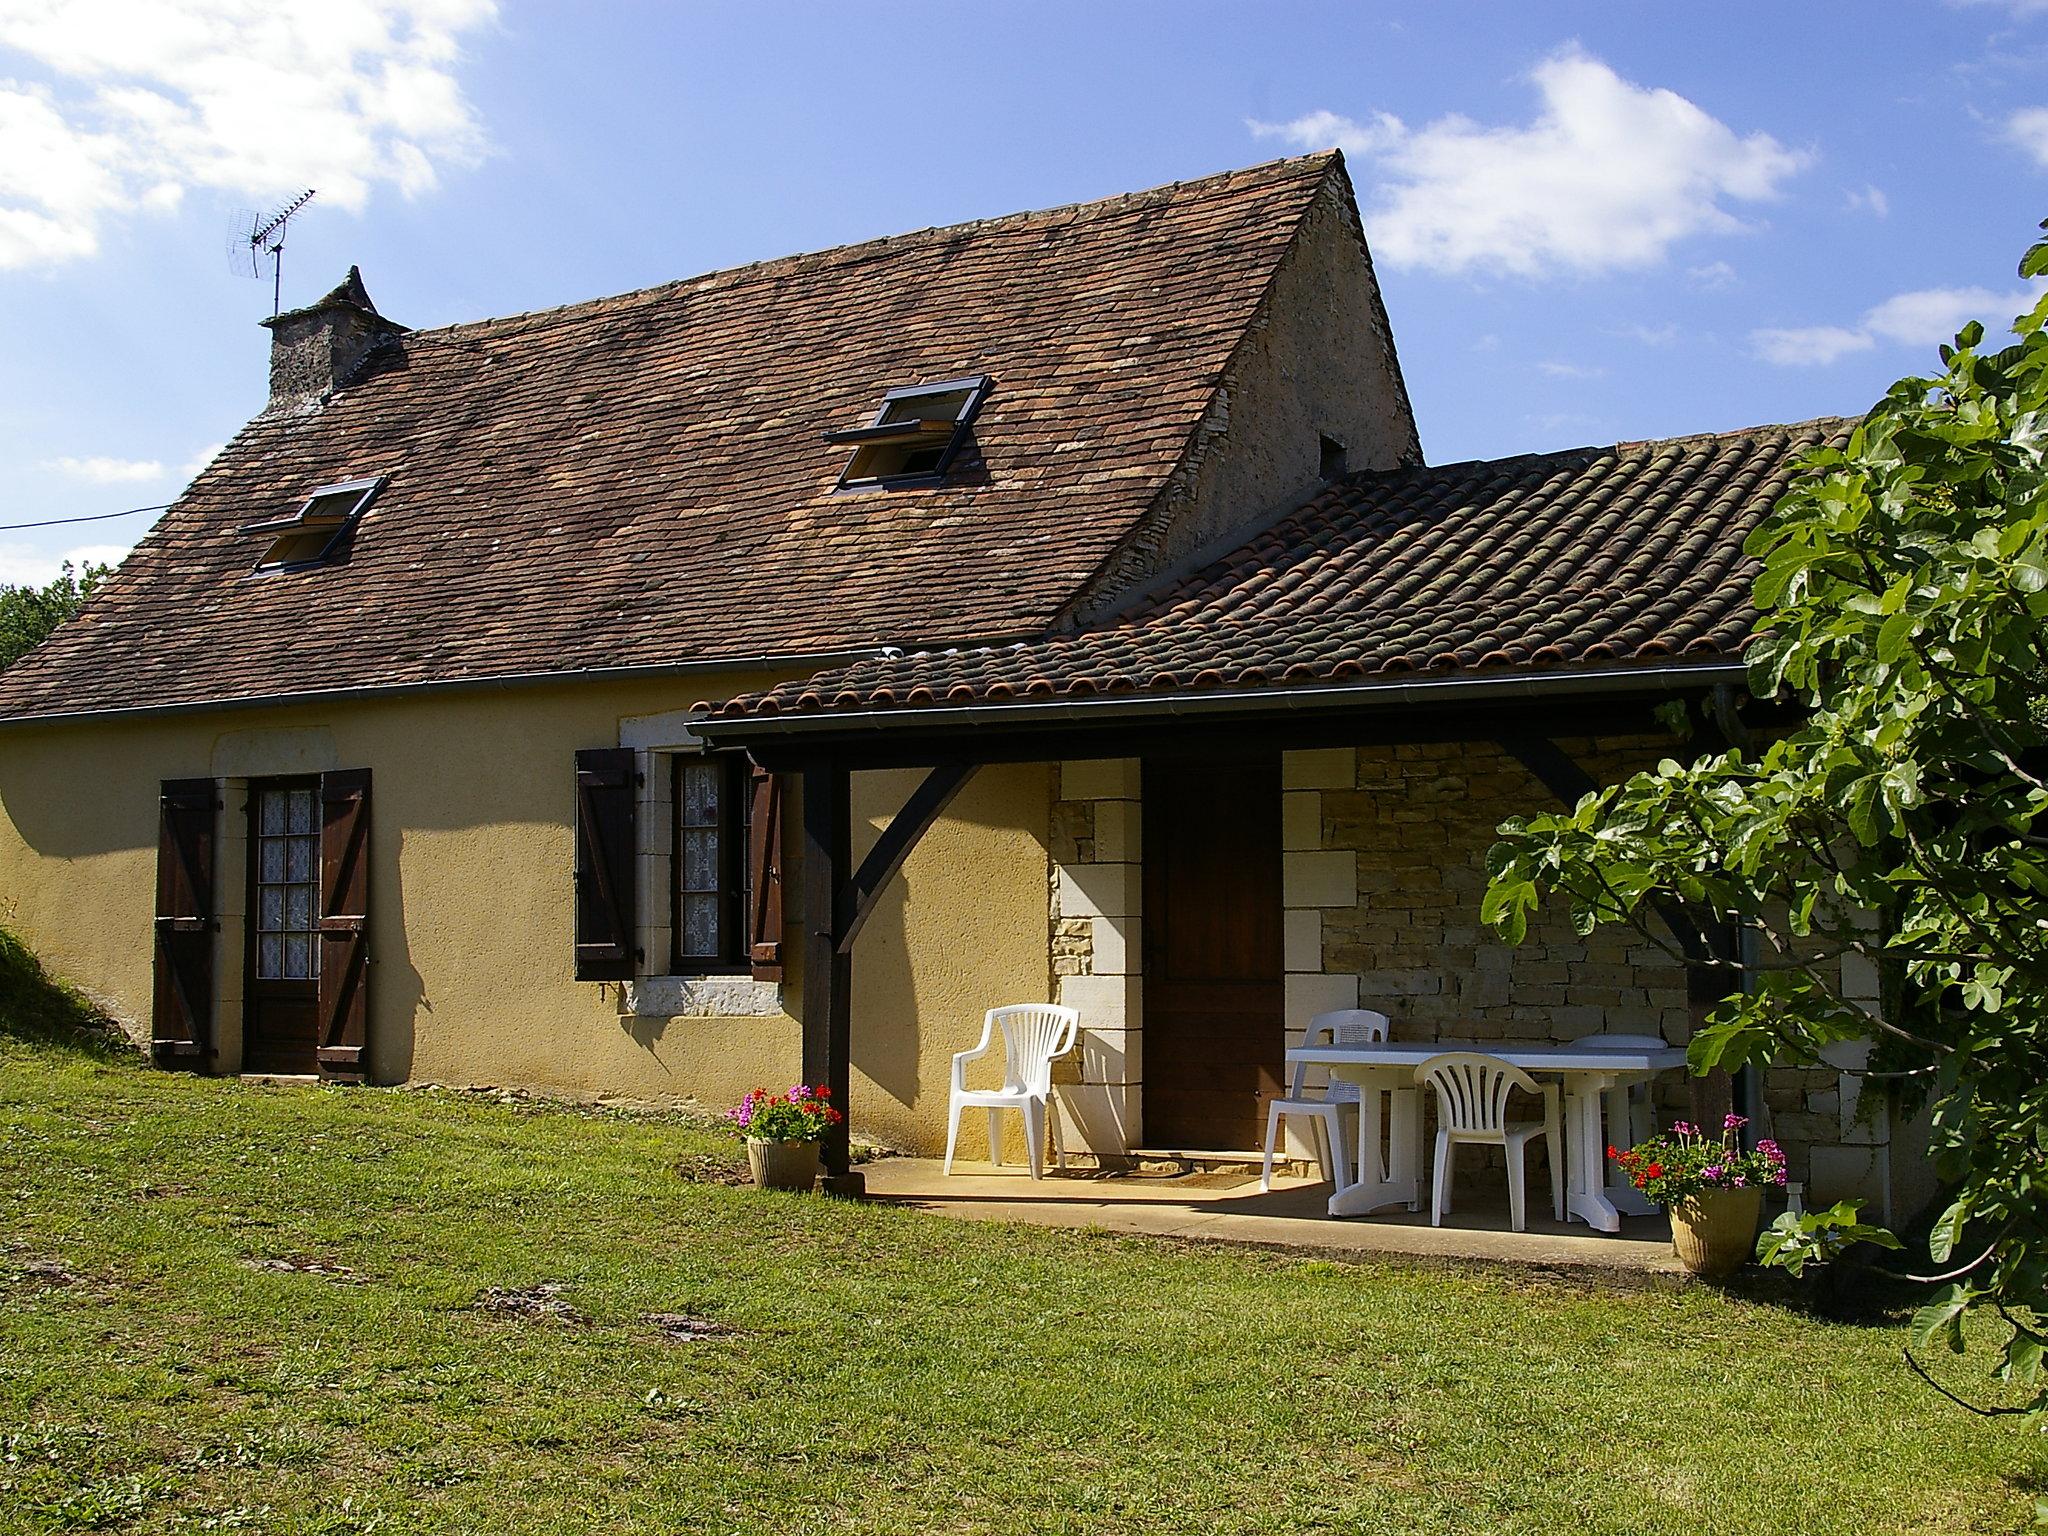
800;755;861;1194
1495;733;1710;963
835;762;978;954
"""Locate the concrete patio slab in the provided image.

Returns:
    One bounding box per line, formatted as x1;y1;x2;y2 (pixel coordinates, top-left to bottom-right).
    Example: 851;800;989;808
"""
863;1158;1686;1284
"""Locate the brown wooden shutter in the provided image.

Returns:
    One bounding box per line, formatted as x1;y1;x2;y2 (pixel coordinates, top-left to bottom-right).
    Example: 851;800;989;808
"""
747;765;784;982
316;768;372;1083
574;748;639;981
151;777;216;1068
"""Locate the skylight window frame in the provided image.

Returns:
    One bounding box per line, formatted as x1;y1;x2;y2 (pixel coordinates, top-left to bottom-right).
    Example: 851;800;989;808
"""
828;374;993;492
242;475;385;575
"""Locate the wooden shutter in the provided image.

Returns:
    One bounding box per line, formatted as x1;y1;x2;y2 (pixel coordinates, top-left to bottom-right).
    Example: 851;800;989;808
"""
574;748;639;981
316;769;372;1083
748;765;784;982
151;778;216;1068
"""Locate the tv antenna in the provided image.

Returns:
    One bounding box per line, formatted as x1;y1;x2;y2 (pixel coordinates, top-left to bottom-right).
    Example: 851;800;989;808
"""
227;189;317;317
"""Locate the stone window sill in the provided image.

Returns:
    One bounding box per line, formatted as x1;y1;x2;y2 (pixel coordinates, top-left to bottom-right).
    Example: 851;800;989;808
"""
624;974;784;1019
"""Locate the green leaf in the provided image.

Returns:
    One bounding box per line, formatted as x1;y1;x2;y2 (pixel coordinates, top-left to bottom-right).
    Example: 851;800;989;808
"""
1929;1196;1970;1265
1876;610;1915;665
1911;1285;1971;1355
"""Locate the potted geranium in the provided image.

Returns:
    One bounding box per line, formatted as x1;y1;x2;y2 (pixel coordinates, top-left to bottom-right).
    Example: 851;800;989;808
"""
726;1085;842;1192
1609;1114;1788;1277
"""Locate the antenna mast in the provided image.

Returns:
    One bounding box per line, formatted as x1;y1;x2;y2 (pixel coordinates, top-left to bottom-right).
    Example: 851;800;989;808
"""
241;189;317;317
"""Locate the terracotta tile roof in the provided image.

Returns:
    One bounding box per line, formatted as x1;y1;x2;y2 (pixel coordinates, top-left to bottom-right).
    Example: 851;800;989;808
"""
702;418;1851;722
0;154;1350;722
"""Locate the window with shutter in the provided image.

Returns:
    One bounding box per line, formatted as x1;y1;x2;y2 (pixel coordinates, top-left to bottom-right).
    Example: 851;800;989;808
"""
671;753;751;973
152;777;216;1068
574;748;639;981
316;769;371;1082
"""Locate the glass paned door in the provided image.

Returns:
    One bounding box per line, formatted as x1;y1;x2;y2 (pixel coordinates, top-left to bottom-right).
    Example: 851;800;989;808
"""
675;759;724;964
254;785;321;981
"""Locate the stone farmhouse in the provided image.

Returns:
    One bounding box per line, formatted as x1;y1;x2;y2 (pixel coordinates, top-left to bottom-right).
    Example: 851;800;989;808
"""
0;153;1922;1217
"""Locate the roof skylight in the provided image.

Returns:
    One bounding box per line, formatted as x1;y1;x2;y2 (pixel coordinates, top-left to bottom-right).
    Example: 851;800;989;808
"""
825;375;991;490
241;476;383;572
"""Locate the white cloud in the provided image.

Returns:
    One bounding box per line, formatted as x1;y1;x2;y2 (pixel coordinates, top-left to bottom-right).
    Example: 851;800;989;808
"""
1615;322;1680;346
40;453;163;483
1750;325;1875;367
0;0;495;270
2006;106;2048;168
180;440;226;478
1864;286;2035;344
1751;285;2041;366
1536;359;1605;379
1845;184;1889;217
0;540;130;587
1687;260;1738;290
1524;411;1605;436
1249;47;1807;279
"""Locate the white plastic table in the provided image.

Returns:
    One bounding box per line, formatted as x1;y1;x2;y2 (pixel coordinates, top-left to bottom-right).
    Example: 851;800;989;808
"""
1282;1039;1688;1232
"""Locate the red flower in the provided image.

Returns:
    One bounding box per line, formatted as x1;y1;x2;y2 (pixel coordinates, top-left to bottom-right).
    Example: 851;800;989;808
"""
1606;1145;1619;1160
1646;1162;1664;1179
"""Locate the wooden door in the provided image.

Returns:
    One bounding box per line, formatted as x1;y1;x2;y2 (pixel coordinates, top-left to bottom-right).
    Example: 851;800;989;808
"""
1142;754;1284;1149
244;779;323;1074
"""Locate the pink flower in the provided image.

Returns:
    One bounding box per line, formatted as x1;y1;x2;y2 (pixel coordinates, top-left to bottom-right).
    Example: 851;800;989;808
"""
1723;1113;1747;1130
1670;1121;1694;1137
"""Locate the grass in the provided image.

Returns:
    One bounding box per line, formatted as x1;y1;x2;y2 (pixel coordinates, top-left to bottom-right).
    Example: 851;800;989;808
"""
1;1004;2043;1531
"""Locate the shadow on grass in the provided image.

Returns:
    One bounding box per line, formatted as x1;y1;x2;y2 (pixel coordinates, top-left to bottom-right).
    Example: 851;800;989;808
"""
1716;1194;1971;1327
0;925;134;1060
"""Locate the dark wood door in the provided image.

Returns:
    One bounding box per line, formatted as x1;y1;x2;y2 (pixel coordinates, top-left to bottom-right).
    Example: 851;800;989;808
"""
1142;754;1284;1150
244;779;322;1074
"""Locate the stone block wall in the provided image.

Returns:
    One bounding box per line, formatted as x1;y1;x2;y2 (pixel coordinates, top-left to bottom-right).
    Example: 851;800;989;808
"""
1048;760;1142;1155
1295;738;1689;1048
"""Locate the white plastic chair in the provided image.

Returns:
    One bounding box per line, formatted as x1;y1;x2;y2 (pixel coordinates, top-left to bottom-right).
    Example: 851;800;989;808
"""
944;1004;1079;1179
1568;1031;1666;1147
1261;1009;1391;1191
1415;1052;1564;1232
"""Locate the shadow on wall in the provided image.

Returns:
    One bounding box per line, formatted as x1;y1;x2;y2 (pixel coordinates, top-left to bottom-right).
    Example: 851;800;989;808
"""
852;768;927;1110
371;826;427;1084
849;764;1052;1117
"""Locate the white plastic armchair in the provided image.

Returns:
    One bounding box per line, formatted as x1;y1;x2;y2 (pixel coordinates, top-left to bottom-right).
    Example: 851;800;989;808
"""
943;1004;1079;1179
1260;1008;1391;1191
1415;1052;1563;1232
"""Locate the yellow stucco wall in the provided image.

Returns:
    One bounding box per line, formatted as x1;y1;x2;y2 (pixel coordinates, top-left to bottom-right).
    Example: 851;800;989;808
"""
0;677;1052;1155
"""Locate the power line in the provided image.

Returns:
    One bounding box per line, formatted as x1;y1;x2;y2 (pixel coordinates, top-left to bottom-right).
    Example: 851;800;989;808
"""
0;502;173;532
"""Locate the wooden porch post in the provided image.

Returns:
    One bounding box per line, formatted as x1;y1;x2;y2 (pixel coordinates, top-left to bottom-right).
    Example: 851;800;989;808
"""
800;754;862;1195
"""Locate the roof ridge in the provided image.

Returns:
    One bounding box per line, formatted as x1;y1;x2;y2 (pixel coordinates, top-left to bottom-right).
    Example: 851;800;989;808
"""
1337;414;1859;485
1612;414;1858;454
402;152;1342;351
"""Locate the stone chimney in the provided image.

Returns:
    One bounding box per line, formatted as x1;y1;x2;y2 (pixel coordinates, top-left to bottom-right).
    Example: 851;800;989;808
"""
260;266;408;412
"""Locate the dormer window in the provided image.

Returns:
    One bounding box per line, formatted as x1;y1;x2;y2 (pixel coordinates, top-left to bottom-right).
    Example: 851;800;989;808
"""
241;476;383;572
825;375;991;490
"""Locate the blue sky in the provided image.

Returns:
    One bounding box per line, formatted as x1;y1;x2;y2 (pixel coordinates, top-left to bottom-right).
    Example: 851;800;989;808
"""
3;1;2046;585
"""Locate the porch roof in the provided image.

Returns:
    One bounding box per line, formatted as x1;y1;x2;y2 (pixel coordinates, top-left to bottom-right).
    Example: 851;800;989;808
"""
694;417;1849;740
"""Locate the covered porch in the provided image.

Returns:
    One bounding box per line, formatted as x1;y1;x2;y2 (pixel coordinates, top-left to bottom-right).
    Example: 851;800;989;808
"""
701;675;1757;1223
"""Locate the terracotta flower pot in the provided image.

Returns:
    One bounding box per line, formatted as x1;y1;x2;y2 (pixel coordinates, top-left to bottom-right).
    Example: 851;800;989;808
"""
746;1137;820;1193
1668;1186;1764;1277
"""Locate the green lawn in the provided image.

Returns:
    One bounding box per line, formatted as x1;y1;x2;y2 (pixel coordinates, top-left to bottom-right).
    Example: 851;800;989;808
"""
1;1033;2042;1534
